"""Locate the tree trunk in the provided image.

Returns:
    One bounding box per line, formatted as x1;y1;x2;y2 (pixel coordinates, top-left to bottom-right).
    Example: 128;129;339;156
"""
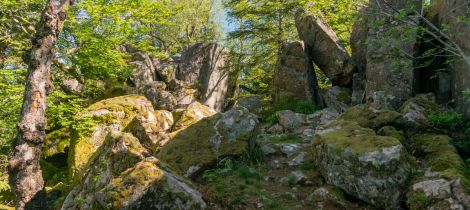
8;0;71;209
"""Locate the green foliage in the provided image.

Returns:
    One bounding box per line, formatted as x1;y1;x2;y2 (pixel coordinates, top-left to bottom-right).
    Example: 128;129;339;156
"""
46;91;85;132
429;109;464;129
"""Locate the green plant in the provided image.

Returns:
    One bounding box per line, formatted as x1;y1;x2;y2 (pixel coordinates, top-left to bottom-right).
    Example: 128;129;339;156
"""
429;109;463;129
262;94;316;123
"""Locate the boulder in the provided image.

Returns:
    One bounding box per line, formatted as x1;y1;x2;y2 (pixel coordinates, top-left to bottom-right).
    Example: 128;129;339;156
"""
172;102;217;132
61;78;83;94
43;128;70;159
365;0;422;108
68;95;154;180
157;106;259;178
432;0;470;117
168;80;197;107
124;46;158;88
276;110;306;132
312;120;412;208
234;95;263;116
144;89;177;111
306;107;340;127
338;104;402;129
295;9;356;86
322;86;351;113
273;41;314;102
175;43;236;111
62;132;206;210
399;96;439;130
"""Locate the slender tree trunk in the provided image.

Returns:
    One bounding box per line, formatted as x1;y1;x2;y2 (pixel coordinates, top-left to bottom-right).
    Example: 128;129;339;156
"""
8;0;70;209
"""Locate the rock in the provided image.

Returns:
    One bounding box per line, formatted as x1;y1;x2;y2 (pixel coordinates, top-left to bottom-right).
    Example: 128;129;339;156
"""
306;186;347;209
273;41;314;102
377;126;406;143
168;79;197;107
68;95;154;180
266;124;284;134
175;43;236;111
62;132;206;210
124;46;159;88
306;107;340;127
365;0;421;109
351;73;366;105
312;120;412;208
157;106;259;178
261;143;277;156
399;97;439;129
279;143;302;157
234;95;263;115
432;0;470;118
370;91;395;110
301;128;315;142
350;6;368;74
172;102;217;132
322;86;351;113
280;171;307;186
288;152;306;166
276;110;306;132
269;159;282;169
338;104;402;129
61;78;83;93
144;89;177;111
295;9;355;86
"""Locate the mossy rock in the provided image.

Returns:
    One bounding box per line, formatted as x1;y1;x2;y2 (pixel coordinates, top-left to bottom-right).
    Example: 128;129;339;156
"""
43;128;70;159
68;95;154;180
411;134;466;179
339;104;402;129
171;102;217;132
378;126;406;143
158;107;259;178
313;120;412;208
62;131;206;209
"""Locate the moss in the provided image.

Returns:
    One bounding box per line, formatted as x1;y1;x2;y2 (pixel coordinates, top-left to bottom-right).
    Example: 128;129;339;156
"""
43;128;70;158
400;97;440;116
270;134;303;144
339;105;402;129
172;102;216;132
68;95;153;180
378;126;406;143
314;120;401;155
407;191;429;210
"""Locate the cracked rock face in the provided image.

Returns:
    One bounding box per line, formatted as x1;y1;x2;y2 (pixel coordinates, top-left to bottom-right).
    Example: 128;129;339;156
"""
312;120;412;209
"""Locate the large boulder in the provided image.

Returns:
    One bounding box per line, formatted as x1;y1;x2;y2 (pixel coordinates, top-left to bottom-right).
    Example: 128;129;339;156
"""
432;0;470;118
157;106;259;178
338;104;402;130
62;132;206;210
67;95;155;180
365;0;422;108
234;95;263;116
295;9;356;86
144;88;177;111
175;43;236;111
322;86;352;113
313;120;412;208
273;41;314;102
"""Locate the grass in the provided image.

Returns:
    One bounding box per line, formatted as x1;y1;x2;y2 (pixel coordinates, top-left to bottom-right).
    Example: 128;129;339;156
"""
269;134;303;144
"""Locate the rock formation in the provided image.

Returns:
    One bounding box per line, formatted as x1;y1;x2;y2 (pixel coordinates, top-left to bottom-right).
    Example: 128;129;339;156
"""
295;9;356;87
273;41;314;102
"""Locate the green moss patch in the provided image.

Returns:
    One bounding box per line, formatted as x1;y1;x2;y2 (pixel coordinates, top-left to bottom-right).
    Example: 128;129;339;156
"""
339;105;401;129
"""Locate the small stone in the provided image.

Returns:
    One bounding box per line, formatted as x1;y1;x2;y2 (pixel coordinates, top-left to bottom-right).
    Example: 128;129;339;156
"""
276;110;306;131
279;143;302;157
269;159;282;169
267;124;284;134
288;152;306;166
261;144;277;156
301;129;315;142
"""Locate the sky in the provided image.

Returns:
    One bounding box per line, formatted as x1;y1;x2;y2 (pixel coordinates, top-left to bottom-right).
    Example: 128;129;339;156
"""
212;0;237;36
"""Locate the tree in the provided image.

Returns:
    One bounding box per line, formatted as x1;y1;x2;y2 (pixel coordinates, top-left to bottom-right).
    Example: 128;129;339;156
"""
8;0;71;209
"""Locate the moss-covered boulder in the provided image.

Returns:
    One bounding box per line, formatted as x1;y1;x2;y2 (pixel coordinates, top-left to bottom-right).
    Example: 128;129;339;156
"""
171;101;217;131
62;131;206;209
312;120;412;209
399;96;439;130
338;104;402;129
157;106;259;178
405;134;470;210
68;95;154;180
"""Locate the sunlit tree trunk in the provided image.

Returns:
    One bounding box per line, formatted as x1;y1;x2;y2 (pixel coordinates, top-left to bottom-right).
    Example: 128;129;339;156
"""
8;0;71;209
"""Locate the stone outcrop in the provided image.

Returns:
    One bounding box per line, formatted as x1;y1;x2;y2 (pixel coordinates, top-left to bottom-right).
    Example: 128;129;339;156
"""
62;132;206;210
295;9;356;86
364;0;422;109
234;95;263;116
322;86;351;113
171;102;217;132
175;43;236;111
157;106;259;178
313;120;412;208
273;41;314;102
126;43;236;112
431;0;470;117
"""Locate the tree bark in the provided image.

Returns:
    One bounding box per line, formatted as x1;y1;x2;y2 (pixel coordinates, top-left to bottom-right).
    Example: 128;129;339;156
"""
8;0;71;209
